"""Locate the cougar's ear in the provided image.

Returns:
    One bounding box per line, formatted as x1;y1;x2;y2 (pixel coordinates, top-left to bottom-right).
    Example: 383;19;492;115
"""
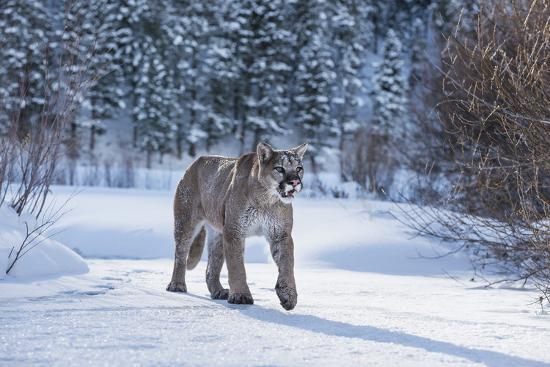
257;142;274;164
292;142;308;160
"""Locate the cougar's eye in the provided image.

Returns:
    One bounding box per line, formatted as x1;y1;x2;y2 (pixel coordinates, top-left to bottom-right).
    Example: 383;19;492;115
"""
274;167;285;174
296;166;303;173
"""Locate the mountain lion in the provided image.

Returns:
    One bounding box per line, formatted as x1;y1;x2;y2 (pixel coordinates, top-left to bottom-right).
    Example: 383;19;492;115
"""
166;142;308;310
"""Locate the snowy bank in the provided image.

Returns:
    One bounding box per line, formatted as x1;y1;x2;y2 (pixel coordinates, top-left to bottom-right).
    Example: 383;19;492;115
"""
0;206;88;280
50;185;470;278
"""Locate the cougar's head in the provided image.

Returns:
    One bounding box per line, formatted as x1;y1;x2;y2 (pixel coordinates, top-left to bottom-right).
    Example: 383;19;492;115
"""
256;142;308;204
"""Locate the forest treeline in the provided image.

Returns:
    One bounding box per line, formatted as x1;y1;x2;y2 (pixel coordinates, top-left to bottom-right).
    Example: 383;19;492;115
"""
0;0;469;185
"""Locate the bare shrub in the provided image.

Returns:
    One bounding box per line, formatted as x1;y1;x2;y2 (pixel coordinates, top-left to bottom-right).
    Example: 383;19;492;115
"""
2;66;86;218
343;127;395;196
9;123;64;217
0;132;16;207
342;128;368;190
0;4;104;274
0;1;109;216
403;0;550;301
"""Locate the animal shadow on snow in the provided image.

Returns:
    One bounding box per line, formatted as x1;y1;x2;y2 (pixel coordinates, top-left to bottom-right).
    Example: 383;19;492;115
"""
182;292;547;367
238;306;549;367
179;292;547;366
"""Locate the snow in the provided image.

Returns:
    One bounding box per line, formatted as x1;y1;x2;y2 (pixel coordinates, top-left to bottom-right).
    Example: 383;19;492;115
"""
0;186;549;366
1;259;548;366
0;206;88;280
50;186;466;271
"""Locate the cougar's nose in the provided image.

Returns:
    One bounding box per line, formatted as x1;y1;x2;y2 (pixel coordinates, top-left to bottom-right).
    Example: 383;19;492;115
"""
289;179;300;187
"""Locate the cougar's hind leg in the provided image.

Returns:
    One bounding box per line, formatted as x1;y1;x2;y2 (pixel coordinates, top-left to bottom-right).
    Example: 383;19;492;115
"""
167;182;202;293
206;229;228;300
167;218;201;292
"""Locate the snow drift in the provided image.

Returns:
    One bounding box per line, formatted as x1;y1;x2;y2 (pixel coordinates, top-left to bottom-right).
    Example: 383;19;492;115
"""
0;206;88;280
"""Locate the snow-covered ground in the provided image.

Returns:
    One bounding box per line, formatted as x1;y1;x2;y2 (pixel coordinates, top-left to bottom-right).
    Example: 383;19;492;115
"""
2;260;549;366
1;186;549;366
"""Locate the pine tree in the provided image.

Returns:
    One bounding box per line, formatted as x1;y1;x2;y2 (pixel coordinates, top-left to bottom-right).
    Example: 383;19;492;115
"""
226;0;258;153
63;1;126;152
330;0;375;180
224;0;294;153
247;0;294;150
85;2;126;151
133;37;175;168
61;0;97;161
409;17;427;90
0;1;54;135
366;28;408;192
372;29;408;136
108;0;153;148
205;1;244;149
163;1;213;158
203;35;237;151
293;0;337;173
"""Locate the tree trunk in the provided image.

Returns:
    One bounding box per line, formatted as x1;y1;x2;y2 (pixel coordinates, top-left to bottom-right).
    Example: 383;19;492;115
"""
205;117;213;152
310;154;318;175
232;86;239;135
90;97;97;151
339;131;347;182
366;133;379;192
188;142;196;157
188;49;198;158
133;124;138;148
146;149;152;169
176;123;183;159
251;128;261;152
90;125;96;151
238;121;246;155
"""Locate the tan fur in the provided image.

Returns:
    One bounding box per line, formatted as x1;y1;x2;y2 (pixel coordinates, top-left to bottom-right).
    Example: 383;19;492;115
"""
166;142;308;310
186;227;206;270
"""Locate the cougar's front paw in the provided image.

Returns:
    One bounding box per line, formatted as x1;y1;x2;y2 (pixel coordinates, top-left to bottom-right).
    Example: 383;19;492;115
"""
228;292;254;305
166;281;187;293
211;288;229;300
276;282;297;310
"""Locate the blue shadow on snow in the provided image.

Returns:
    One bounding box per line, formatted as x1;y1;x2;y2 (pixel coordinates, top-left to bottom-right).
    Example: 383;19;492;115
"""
236;305;549;367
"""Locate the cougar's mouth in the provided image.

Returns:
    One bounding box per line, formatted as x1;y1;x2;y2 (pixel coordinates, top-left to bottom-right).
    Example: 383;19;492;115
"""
282;189;296;198
278;182;300;200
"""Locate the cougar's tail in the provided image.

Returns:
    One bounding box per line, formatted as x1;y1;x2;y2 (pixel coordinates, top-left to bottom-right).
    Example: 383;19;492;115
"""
187;226;206;270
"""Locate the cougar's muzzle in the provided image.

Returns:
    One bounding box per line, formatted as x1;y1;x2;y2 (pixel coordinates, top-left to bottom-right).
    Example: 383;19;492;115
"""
278;176;302;199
